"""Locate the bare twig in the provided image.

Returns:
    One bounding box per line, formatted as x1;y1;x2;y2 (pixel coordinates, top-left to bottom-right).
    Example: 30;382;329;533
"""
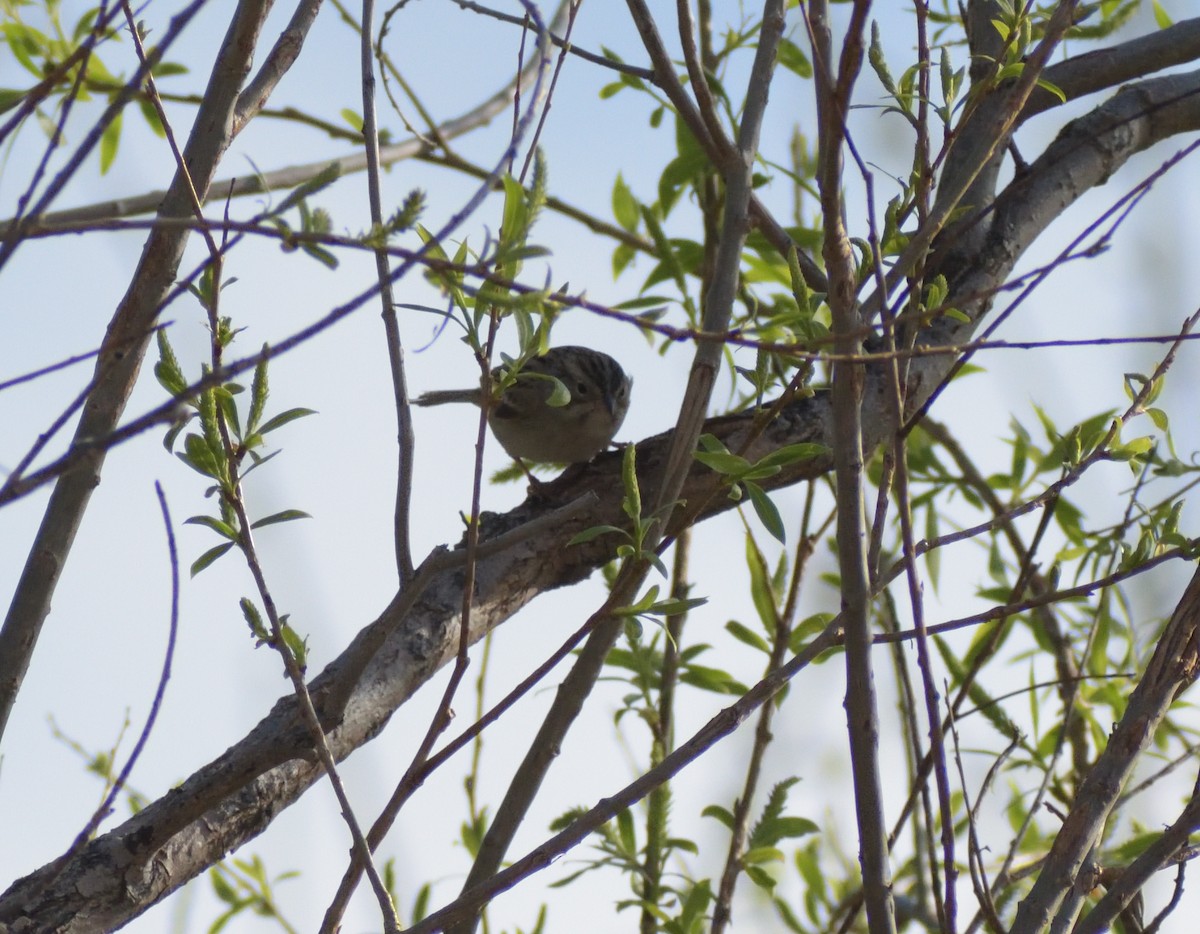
234;0;325;131
1075;771;1200;934
807;1;897;931
17;481;180;906
359;0;416;586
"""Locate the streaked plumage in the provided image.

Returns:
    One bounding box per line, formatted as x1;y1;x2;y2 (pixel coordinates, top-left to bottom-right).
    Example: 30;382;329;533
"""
414;346;631;463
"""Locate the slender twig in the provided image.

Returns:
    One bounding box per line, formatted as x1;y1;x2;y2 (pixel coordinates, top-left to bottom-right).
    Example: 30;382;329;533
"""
1074;770;1200;934
711;509;823;934
322;5;558;926
1117;742;1200;811
517;0;581;181
450;0;655;79
234;0;324;131
638;527;691;934
0;325;171;491
0;336;140;394
950;713;1015;934
1143;860;1189;934
17;481;180;905
224;445;399;929
120;2;216;255
807;1;897;931
359;0;416;586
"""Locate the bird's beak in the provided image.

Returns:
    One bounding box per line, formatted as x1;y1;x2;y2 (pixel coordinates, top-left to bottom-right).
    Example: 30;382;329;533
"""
604;378;630;417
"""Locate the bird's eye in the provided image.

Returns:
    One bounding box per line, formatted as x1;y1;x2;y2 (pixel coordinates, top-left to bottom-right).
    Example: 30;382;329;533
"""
576;381;589;396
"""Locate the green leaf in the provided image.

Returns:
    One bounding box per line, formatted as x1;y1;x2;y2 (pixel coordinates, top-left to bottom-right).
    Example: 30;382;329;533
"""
1152;0;1173;28
777;38;812;78
250;509;311;529
694;449;751;476
611;172;639;231
753;443;829;471
924;505;940;590
611;241;635;278
499;174;530;247
754;816;819;845
190;542;234;576
410;882;431;924
198;385;224;463
3;23;49;78
184;514;239;540
154;330;188;397
867;21;897;96
280;623;308;669
744;864;778;891
567;525;627;546
99;108;122;175
725;619;771;653
273;162;342;216
621;443;641;525
614;585;660;617
210;867;238;903
678;880;713;926
745;533;779;633
645;596;707;617
152;61;190;79
0;88;28;110
543;375;571;407
163;417;190;453
702;804;735;829
743;845;785;865
180;432;223;480
257;407;317;435
616;807;636;855
680;664;745;695
1035;77;1066;104
745;481;786;544
241;597;269;640
247;345;269;434
215;385;241;438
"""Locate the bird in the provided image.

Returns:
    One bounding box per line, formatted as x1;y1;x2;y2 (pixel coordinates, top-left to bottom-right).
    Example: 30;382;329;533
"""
413;345;632;464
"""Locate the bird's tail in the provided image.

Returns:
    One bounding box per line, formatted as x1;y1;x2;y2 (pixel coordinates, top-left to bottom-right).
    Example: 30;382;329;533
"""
412;389;478;407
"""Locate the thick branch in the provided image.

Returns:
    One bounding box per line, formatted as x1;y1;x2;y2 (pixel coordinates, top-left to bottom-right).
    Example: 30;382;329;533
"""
1026;16;1200;121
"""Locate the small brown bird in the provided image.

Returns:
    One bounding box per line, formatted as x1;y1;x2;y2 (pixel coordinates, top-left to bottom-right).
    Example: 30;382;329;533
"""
413;346;632;463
